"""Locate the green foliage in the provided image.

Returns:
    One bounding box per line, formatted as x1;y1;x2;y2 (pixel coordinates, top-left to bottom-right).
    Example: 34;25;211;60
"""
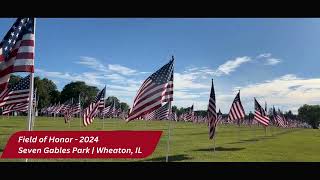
298;104;320;129
105;96;120;107
34;76;59;109
105;96;129;111
119;102;129;112
59;81;99;107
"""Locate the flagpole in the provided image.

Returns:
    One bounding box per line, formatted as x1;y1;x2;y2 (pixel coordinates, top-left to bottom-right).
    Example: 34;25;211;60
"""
213;131;216;153
102;90;105;130
26;17;36;163
166;100;172;162
31;88;37;130
238;90;241;142
165;55;174;162
79;93;82;130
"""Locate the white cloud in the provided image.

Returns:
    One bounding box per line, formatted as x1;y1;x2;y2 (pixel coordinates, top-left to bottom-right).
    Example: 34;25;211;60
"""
265;58;281;65
36;68;105;88
257;53;271;58
237;74;320;113
214;56;251;76
174;72;211;90
108;64;137;76
76;56;108;72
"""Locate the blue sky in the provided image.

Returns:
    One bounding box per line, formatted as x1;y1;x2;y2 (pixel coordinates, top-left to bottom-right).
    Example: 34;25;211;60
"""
1;18;320;114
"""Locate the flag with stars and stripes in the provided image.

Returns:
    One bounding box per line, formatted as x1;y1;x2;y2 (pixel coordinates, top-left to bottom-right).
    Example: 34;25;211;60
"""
0;75;30;108
2;87;37;115
254;98;270;126
208;79;218;139
227;91;245;124
0;18;35;93
102;105;111;117
209;109;222;139
62;99;73;123
95;87;105;110
144;102;170;120
83;87;106;126
273;107;287;128
71;98;81;115
182;105;194;122
127;57;174;122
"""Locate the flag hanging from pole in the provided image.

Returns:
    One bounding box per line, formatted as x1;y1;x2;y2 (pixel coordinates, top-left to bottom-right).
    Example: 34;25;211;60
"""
254;98;270;126
0;18;35;92
83;87;106;126
227;91;245;124
127;57;174;122
0;75;30;107
208;79;217;139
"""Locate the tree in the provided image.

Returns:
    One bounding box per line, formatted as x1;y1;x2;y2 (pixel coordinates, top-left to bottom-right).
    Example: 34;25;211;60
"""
172;105;178;113
34;76;59;109
60;81;99;108
105;96;120;108
298;104;320;129
119;102;129;112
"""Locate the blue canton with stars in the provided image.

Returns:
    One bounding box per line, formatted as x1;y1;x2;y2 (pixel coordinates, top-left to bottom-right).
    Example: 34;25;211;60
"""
0;18;34;59
11;75;30;91
148;57;174;85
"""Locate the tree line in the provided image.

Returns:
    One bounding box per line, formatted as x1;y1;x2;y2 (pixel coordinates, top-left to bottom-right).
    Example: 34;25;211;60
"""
9;75;130;112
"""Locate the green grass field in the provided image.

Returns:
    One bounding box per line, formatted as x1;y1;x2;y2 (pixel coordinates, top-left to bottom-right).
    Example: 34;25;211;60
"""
0;116;319;162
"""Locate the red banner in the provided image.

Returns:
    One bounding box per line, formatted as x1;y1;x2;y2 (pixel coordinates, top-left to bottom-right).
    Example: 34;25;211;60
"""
1;131;162;159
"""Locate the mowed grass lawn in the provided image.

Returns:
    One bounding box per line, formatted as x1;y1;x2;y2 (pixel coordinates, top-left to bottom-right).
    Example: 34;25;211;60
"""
0;116;320;162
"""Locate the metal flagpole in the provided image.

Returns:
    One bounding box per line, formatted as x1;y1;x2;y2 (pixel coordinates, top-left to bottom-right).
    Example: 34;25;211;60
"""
213;128;216;153
69;98;73;128
26;18;36;163
166;100;172;162
165;55;174;162
264;101;267;136
32;88;37;130
103;88;106;130
79;94;82;130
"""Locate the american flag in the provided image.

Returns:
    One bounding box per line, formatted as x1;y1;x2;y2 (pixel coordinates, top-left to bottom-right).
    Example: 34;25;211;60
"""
102;105;111;117
83;87;106;126
50;103;62;114
127;57;174;122
144;102;169;120
169;110;177;121
254;98;270;126
210;109;223;138
2;88;36;115
227;91;245;124
273;107;286;128
208;79;217;139
0;75;30;108
62;99;73;123
0;18;35;92
71;98;81;115
182;105;194;122
95;86;105;110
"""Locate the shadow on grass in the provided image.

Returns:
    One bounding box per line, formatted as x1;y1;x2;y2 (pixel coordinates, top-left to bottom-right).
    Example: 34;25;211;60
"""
188;132;208;136
140;154;191;162
0;126;17;128
226;136;276;144
0;133;10;136
194;146;245;152
0;148;3;152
